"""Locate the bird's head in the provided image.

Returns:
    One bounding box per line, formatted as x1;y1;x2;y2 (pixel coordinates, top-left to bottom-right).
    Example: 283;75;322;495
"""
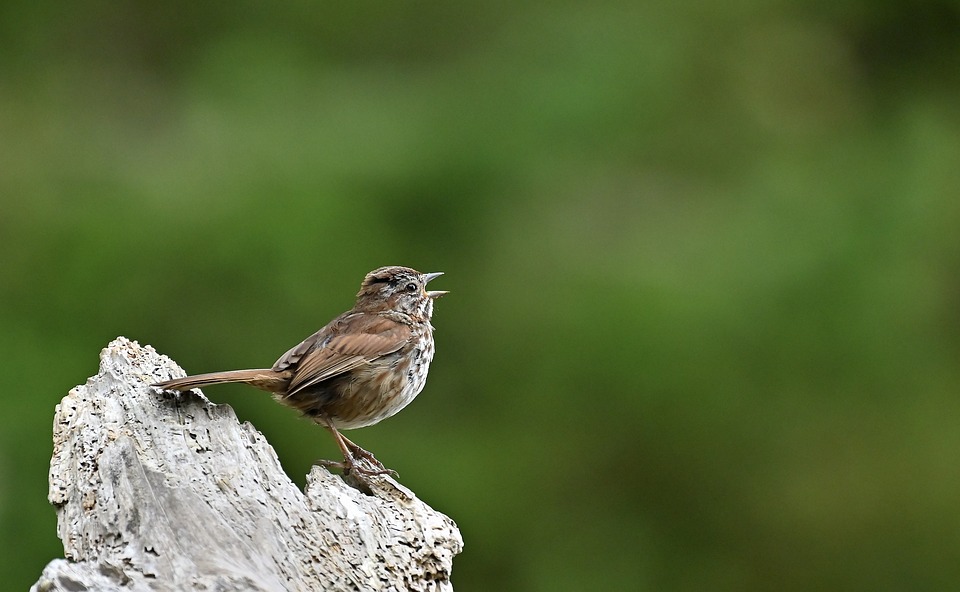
355;266;447;319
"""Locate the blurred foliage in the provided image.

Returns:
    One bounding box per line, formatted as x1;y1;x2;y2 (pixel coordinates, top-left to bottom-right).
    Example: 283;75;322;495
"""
2;1;960;590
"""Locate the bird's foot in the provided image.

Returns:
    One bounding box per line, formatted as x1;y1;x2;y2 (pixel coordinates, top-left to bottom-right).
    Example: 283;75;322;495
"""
344;444;388;469
313;456;399;479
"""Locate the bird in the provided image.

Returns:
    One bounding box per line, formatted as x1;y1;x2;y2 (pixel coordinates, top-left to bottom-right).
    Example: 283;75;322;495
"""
153;265;447;481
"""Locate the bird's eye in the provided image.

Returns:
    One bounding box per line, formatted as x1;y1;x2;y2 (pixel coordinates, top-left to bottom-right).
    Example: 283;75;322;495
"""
405;282;418;293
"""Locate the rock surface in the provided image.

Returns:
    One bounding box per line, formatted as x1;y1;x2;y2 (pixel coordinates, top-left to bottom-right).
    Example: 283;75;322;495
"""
32;337;462;592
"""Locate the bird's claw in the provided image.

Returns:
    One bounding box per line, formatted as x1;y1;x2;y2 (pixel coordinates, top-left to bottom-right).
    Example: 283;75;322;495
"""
313;457;399;479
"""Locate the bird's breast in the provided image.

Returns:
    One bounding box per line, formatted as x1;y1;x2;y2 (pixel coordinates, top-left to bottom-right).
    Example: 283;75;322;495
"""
325;332;435;430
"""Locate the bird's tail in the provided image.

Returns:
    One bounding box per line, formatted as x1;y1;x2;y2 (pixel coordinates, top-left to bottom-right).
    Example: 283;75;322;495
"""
153;369;291;394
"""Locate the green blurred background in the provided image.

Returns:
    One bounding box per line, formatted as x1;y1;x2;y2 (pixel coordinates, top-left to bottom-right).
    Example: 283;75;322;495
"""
3;1;960;590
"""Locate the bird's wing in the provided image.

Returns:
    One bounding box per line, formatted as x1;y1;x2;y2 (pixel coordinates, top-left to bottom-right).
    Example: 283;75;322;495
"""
273;325;330;372
281;315;412;396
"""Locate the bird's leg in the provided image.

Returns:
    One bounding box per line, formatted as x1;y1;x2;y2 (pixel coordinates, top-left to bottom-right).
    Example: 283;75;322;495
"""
317;423;397;478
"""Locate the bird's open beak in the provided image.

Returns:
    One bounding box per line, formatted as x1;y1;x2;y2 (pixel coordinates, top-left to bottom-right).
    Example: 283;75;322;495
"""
423;272;448;299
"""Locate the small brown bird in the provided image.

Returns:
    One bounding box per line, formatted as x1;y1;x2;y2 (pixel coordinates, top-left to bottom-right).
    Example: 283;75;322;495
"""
154;266;447;479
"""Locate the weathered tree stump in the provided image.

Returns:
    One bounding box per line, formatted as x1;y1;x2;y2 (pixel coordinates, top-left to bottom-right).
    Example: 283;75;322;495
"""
32;337;462;591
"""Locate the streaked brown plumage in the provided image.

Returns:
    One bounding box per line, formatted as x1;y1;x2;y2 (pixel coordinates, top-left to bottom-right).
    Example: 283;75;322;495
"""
153;266;447;479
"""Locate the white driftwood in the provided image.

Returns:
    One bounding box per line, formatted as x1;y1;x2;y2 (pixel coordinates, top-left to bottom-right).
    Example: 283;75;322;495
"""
32;337;462;592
